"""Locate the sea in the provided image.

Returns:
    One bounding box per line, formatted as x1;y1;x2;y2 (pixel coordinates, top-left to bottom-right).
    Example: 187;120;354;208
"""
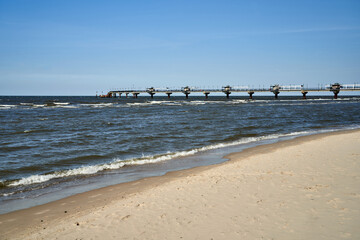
1;95;360;214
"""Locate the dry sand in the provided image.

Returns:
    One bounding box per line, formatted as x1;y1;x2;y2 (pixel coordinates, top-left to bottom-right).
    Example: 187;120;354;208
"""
1;129;359;240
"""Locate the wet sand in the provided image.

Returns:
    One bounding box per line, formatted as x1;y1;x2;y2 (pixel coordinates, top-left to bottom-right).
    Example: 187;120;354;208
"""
1;129;359;239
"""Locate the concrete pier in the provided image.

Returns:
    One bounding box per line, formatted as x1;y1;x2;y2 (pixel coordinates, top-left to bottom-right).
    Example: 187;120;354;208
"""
103;83;360;99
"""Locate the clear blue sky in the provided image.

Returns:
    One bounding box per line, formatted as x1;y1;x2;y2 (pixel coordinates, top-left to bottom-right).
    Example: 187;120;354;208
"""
0;0;359;95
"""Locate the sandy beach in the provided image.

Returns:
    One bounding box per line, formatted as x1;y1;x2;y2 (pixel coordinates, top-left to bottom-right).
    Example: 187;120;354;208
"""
1;129;359;240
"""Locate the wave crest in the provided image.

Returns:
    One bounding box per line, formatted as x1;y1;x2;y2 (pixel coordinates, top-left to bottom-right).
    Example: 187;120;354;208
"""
6;130;320;187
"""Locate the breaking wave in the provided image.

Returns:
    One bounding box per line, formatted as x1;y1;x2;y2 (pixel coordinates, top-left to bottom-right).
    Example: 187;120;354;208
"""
5;129;337;188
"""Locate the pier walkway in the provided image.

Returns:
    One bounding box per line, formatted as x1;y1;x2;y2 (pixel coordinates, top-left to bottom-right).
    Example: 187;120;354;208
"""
101;83;360;99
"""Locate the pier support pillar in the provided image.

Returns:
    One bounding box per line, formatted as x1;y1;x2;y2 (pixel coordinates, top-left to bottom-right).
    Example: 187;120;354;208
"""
132;93;139;99
119;93;122;98
125;93;129;98
222;86;232;99
271;85;280;99
166;92;172;99
113;93;117;98
248;91;254;99
182;86;191;99
301;91;308;99
204;92;210;99
146;88;156;99
330;83;341;99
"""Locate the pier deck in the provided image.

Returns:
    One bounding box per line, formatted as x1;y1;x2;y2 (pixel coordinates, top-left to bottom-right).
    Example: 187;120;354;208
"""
101;83;360;99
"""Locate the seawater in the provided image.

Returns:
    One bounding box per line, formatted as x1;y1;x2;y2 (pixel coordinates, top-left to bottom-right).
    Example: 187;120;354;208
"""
1;95;360;213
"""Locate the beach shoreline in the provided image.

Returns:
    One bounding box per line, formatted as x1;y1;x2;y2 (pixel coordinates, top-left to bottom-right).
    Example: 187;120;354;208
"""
1;128;359;239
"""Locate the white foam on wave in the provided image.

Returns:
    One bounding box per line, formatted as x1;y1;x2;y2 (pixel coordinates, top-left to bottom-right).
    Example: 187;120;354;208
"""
19;102;76;109
149;101;171;104
32;104;46;108
127;102;147;106
228;99;249;104
79;103;116;108
0;192;15;197
127;101;182;107
54;105;79;109
54;102;70;105
0;104;17;109
186;101;206;105
127;100;248;107
7;129;331;187
126;99;254;107
336;97;360;101
259;100;359;107
152;101;182;106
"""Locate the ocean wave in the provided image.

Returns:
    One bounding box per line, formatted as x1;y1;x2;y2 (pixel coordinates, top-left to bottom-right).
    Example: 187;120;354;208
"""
127;101;182;107
80;103;115;108
19;102;71;108
258;100;358;107
32;104;46;108
185;101;206;105
52;105;79;109
227;99;249;104
0;192;15;197
0;104;17;109
126;100;250;107
5;124;360;188
53;102;70;105
6;129;325;187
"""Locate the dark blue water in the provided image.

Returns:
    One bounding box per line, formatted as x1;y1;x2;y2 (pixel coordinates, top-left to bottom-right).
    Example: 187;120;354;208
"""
1;95;359;213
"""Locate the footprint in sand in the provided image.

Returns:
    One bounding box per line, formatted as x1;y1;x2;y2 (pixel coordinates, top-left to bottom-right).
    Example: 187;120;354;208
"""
121;215;131;221
89;194;102;198
34;209;50;215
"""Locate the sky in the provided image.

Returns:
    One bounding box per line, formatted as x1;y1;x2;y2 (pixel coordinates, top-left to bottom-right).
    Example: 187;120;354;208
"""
0;0;359;95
